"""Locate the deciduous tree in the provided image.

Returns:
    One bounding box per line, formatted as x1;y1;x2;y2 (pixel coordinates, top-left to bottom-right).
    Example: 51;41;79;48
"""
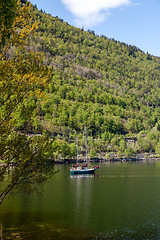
0;0;53;204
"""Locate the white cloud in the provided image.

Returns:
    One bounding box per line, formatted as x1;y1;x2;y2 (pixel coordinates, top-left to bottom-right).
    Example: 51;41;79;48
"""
61;0;131;27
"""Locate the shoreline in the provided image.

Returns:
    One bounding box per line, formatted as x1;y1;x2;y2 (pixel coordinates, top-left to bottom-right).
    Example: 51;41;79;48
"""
1;154;160;167
54;154;160;164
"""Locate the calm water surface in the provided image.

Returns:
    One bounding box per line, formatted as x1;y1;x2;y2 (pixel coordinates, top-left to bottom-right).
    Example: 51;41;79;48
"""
1;161;160;239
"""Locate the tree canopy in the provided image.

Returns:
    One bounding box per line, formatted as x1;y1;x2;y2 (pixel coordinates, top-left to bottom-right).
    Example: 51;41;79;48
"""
22;5;160;159
0;0;54;204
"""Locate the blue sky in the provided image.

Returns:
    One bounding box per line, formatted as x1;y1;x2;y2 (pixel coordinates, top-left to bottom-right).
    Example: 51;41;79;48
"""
30;0;160;57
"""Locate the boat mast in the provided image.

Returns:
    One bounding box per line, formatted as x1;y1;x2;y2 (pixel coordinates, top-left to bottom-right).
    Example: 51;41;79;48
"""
85;126;87;163
77;136;78;164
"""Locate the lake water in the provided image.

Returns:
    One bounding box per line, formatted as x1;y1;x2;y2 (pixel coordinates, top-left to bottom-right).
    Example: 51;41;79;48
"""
1;161;160;239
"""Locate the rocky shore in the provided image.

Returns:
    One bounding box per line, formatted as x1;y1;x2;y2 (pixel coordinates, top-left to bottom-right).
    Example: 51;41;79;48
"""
54;153;160;164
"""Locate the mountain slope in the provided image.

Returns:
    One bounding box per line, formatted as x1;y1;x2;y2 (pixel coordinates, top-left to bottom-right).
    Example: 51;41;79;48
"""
11;4;160;158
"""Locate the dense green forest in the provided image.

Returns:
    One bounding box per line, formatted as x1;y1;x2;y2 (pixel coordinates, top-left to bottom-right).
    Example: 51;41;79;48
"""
2;1;160;163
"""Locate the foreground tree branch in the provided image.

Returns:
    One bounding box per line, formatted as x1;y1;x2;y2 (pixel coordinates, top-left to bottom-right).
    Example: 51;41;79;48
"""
0;0;54;204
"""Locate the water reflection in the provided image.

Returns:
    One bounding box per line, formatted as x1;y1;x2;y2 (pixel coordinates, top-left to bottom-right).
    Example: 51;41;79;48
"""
70;171;93;229
70;174;99;178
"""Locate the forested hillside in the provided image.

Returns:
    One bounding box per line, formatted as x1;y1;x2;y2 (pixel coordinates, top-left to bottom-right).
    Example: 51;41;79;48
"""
4;2;160;159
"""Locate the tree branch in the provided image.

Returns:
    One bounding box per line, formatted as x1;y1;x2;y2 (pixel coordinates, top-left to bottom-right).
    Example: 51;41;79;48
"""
0;159;29;205
0;90;28;124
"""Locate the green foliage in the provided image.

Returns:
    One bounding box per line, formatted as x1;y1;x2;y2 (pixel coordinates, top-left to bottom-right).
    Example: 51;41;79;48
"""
19;6;160;142
89;149;96;158
0;1;54;204
0;0;17;46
